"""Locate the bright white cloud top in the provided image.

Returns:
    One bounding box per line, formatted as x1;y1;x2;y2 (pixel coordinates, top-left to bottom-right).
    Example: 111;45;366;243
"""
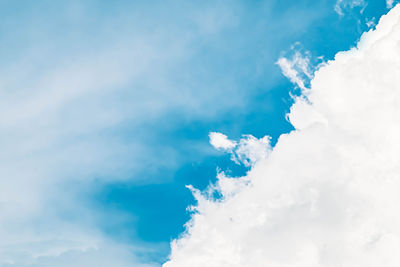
165;5;400;267
209;132;237;151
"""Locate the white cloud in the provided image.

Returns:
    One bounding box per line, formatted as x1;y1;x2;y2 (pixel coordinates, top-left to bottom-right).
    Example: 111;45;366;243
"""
366;17;376;28
232;135;272;167
209;132;237;151
334;0;367;16
387;0;394;8
165;5;400;267
209;133;271;167
276;45;322;92
276;51;312;91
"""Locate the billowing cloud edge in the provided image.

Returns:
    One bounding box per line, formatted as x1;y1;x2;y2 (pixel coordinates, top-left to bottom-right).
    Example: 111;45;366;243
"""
164;4;400;267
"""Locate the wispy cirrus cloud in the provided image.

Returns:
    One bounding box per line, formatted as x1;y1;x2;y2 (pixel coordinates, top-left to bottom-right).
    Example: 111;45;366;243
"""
276;44;321;91
334;0;367;16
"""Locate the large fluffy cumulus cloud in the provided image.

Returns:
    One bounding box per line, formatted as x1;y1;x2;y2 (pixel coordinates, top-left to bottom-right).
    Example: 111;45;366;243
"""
165;4;400;267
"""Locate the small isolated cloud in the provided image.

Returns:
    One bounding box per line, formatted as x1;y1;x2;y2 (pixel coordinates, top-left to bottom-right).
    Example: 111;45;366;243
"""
334;0;367;16
209;132;237;151
387;0;394;8
165;5;400;267
366;17;376;28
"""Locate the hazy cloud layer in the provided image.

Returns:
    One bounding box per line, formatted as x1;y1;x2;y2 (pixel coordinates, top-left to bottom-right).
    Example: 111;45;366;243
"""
0;0;331;265
0;1;251;265
165;5;400;267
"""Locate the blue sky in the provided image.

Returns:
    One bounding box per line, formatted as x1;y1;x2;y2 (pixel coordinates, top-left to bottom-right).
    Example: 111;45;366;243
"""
0;0;395;266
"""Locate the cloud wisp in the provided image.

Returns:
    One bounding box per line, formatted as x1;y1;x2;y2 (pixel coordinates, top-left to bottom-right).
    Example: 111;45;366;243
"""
165;4;400;267
334;0;367;16
209;132;271;167
276;44;323;92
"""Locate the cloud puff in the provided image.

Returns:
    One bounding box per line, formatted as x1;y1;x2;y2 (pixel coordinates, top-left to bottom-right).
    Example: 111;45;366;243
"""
209;132;237;151
165;4;400;267
209;132;271;167
233;135;271;167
